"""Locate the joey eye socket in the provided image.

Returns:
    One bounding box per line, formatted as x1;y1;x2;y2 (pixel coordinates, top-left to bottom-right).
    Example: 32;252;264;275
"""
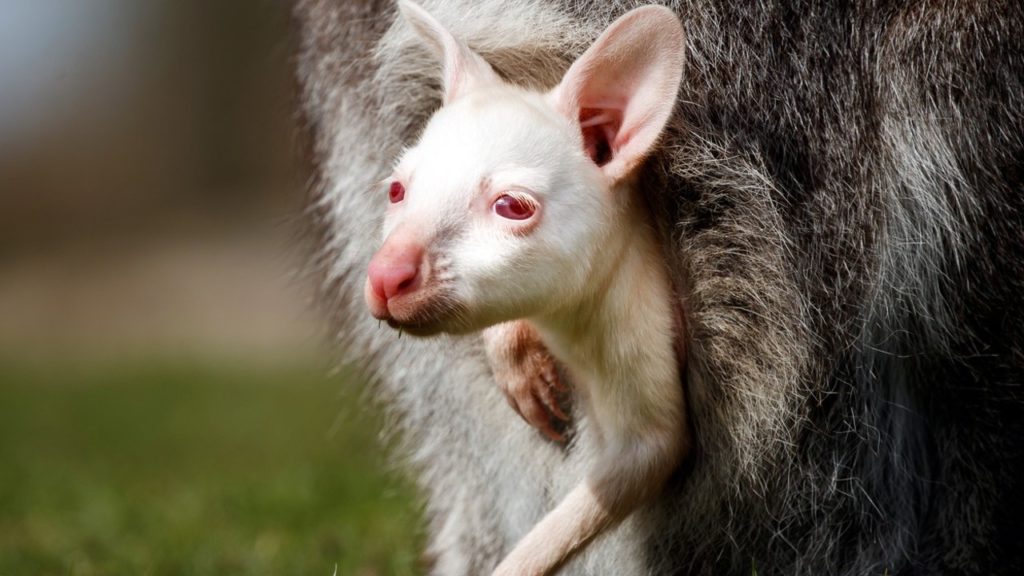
389;181;405;203
493;194;536;220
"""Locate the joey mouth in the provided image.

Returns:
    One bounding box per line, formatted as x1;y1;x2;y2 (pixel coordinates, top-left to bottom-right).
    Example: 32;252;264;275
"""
384;318;446;337
372;283;470;336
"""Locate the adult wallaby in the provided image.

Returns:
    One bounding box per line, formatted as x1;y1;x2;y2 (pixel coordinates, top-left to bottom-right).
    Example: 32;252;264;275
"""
363;3;687;574
294;0;1024;573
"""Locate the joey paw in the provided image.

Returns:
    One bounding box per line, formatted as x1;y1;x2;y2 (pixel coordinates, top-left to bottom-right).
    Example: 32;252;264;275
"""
487;327;570;443
501;352;568;442
509;363;568;441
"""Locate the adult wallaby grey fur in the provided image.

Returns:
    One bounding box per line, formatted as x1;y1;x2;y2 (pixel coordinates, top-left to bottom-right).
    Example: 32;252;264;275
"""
362;3;687;574
293;0;1024;574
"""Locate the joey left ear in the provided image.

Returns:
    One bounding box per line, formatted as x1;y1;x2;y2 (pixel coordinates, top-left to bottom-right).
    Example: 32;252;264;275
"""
549;6;685;182
397;0;502;103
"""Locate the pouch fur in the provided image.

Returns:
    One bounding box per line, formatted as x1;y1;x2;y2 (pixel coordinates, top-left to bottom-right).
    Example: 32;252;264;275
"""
292;1;1024;574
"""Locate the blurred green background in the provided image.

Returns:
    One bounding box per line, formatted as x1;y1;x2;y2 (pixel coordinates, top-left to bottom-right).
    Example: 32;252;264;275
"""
0;1;422;574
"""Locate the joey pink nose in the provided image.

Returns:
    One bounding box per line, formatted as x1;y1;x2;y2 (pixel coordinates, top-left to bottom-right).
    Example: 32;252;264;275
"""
368;245;423;302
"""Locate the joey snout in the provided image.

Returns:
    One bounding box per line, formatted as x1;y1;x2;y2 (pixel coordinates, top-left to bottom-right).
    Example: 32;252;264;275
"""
367;242;423;307
365;236;425;318
364;236;463;335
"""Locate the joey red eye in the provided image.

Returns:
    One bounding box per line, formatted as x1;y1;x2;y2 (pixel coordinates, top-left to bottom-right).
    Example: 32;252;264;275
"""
493;194;536;220
388;181;405;203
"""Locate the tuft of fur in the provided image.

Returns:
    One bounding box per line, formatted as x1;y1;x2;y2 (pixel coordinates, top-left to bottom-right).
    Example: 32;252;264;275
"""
293;0;1024;574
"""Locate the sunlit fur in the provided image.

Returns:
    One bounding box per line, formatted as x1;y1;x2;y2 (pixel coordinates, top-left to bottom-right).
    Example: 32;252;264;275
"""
293;0;1024;574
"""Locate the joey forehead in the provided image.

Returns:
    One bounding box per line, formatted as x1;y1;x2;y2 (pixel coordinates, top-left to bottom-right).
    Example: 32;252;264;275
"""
403;90;578;191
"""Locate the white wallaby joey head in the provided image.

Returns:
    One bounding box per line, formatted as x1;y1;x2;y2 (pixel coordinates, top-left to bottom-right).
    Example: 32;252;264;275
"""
365;0;684;336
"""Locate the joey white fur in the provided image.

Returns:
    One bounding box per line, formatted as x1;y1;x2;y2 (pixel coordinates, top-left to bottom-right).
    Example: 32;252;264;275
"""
363;2;688;574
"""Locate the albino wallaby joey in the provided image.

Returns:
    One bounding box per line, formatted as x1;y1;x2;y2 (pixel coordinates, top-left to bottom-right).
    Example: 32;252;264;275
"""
364;2;689;573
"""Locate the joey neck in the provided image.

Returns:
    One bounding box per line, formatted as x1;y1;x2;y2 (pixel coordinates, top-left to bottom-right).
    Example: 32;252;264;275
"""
532;210;654;357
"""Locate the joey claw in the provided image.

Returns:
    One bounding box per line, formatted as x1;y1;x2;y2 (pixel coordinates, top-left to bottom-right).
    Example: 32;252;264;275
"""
536;376;568;422
504;376;567;443
541;363;566;393
519;393;564;442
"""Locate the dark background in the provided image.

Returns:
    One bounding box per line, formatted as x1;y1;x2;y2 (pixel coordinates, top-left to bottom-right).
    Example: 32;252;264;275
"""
0;2;421;574
1;0;303;359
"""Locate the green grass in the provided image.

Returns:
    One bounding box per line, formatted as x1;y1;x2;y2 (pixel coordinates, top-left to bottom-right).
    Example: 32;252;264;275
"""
0;359;422;576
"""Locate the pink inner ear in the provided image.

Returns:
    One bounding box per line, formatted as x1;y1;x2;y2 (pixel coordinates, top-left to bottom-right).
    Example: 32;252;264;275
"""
549;6;684;181
580;108;621;167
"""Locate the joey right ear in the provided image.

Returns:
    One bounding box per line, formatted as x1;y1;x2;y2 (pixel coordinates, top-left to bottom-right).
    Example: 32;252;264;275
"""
397;0;502;103
549;6;685;182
